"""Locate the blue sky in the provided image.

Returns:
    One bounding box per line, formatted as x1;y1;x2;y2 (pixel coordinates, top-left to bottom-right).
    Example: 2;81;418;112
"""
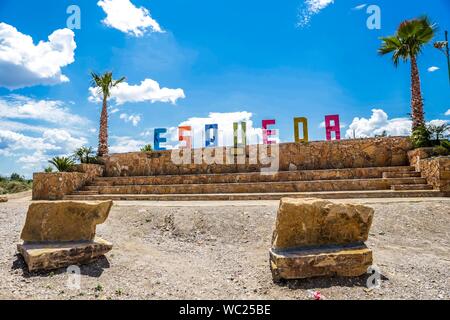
0;0;449;177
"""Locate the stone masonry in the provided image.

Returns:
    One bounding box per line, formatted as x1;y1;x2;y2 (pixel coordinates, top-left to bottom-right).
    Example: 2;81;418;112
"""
33;164;104;200
269;198;374;281
101;137;412;177
18;201;113;272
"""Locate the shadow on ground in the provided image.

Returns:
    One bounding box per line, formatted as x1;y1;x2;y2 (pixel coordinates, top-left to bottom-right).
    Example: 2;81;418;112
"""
276;273;389;290
11;254;111;278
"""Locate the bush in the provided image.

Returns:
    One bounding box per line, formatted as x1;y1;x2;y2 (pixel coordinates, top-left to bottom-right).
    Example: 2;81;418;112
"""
10;172;25;182
440;140;450;152
411;125;432;148
432;145;449;156
44;166;54;173
73;146;96;164
0;180;32;194
48;156;75;172
4;180;30;193
141;144;153;152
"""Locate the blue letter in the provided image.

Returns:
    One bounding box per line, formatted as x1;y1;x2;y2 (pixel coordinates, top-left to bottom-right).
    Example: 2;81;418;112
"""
205;124;218;147
154;128;167;151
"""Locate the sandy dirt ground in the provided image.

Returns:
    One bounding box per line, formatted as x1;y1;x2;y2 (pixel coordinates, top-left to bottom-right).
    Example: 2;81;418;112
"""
0;193;449;300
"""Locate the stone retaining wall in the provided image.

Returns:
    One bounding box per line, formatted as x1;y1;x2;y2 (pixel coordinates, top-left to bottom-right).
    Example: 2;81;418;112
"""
32;164;104;200
417;157;450;192
102;137;413;177
407;148;435;171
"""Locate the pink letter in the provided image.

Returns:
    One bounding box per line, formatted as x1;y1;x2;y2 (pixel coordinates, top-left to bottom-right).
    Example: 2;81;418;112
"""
325;115;341;141
262;119;276;145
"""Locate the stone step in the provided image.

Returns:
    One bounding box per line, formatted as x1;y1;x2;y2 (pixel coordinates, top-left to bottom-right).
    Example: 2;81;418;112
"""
72;191;100;195
391;184;433;191
81;177;427;195
63;190;446;201
90;166;416;186
382;171;421;178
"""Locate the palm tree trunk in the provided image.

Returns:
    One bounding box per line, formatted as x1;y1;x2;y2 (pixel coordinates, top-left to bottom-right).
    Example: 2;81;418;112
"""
410;55;425;130
97;96;109;157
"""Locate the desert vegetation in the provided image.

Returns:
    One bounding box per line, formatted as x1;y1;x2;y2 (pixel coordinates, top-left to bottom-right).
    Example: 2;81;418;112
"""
411;123;450;155
0;173;32;195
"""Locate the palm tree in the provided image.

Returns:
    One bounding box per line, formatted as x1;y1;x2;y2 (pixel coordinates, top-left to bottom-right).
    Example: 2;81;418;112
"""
379;16;436;130
91;72;126;157
48;156;75;172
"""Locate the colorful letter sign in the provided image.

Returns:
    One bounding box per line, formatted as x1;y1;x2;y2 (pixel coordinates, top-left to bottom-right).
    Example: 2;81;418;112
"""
325;115;341;141
294;117;308;143
233;122;247;148
154;128;167;151
178;126;192;149
262;119;276;145
205;124;218;147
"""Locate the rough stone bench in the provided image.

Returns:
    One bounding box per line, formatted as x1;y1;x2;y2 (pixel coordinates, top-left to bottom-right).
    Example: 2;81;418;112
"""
269;198;374;281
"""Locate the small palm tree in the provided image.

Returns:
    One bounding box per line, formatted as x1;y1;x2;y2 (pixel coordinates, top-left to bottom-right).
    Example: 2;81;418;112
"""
140;144;153;152
91;72;126;157
48;156;75;172
379;16;437;130
73;146;95;164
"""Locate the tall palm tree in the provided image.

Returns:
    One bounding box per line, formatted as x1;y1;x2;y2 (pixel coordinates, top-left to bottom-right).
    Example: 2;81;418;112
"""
91;72;126;157
379;16;436;130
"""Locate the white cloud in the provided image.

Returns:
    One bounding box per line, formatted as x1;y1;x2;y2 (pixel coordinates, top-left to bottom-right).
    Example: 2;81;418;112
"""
428;66;440;72
0;95;90;171
119;113;141;126
298;0;335;27
0;95;86;126
0;128;87;169
445;109;450;116
89;78;185;105
109;136;147;153
345;109;449;139
427;119;448;127
352;4;367;10
0;23;76;89
98;0;163;36
345;109;411;138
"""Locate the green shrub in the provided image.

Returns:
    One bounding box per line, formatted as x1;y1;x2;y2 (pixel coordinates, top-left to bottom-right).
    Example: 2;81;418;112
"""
49;156;75;172
10;173;25;182
440;140;450;152
0;174;32;194
141;144;153;152
44;166;54;173
73;146;97;164
432;145;449;156
411;125;432;148
4;180;31;193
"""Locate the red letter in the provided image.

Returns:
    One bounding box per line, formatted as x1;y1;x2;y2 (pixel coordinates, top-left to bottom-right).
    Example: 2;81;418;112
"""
262;120;276;145
179;126;192;149
325;115;341;141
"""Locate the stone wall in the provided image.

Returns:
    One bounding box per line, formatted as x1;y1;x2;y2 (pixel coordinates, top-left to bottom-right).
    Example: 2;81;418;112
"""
102;137;413;177
32;164;104;200
407;148;435;171
417;157;450;192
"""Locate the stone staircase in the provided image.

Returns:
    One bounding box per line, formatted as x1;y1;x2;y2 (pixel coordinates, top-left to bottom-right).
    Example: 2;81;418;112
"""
63;165;442;201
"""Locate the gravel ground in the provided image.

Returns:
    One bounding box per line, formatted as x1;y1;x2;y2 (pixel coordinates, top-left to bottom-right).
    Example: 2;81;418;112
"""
0;194;449;300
